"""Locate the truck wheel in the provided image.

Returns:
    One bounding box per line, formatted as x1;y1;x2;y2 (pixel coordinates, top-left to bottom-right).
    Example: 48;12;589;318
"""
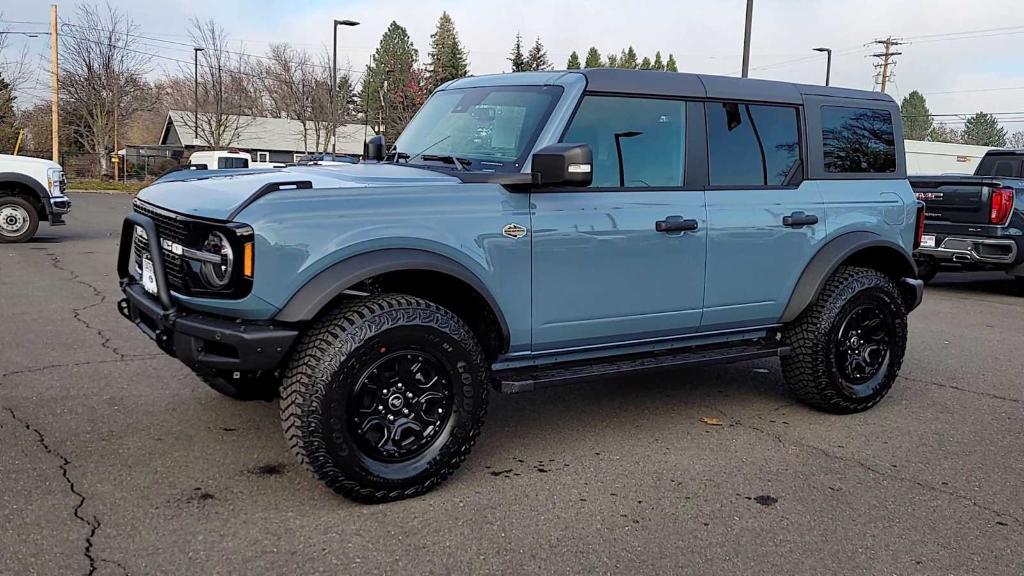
197;369;279;401
280;294;488;503
0;197;39;243
782;266;908;414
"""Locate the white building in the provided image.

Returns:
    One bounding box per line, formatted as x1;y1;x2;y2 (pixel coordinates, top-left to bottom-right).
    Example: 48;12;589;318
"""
904;140;994;175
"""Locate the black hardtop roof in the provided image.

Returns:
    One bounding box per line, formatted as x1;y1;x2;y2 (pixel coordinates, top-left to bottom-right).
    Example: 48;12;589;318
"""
578;68;895;105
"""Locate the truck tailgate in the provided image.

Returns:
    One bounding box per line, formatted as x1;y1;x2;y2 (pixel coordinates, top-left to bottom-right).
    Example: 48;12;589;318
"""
909;176;1007;225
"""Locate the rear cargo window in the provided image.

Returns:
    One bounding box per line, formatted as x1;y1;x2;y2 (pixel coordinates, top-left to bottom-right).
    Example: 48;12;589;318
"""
821;106;897;174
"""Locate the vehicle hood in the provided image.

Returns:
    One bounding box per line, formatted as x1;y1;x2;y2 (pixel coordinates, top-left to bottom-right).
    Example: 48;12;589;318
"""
136;163;462;221
0;154;61;171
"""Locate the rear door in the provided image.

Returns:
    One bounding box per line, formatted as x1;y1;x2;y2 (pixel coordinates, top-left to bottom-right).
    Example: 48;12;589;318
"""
530;95;708;352
700;101;826;331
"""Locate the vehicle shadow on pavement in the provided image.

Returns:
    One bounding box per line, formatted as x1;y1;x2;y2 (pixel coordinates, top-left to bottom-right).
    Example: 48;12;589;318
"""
928;272;1019;298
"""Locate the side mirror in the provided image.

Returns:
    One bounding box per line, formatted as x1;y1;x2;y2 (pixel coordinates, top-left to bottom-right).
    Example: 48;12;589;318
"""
531;143;593;187
366;135;386;162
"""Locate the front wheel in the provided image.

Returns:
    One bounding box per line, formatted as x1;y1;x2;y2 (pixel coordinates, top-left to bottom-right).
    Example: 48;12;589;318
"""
782;266;908;414
280;294;488;503
0;196;40;243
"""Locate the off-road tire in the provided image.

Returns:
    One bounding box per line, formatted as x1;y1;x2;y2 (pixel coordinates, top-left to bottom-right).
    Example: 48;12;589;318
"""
782;266;908;414
280;294;489;504
198;370;279;401
0;196;40;244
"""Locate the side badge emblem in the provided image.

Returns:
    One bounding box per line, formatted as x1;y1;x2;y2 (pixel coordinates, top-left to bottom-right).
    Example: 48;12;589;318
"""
502;223;528;239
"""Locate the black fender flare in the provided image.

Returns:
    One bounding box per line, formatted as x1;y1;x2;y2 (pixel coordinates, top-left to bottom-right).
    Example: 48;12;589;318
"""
780;231;917;323
0;172;50;214
274;248;510;344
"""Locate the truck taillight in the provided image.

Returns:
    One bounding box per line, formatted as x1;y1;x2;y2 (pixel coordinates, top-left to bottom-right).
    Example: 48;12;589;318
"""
913;203;926;250
990;187;1014;224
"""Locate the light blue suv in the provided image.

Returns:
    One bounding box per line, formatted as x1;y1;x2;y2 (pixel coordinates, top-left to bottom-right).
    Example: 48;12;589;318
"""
117;69;925;502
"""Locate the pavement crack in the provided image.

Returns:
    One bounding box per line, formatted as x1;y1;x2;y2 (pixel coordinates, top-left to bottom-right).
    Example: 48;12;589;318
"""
900;375;1020;404
49;255;126;361
727;416;1023;527
5;407;102;576
0;355;164;380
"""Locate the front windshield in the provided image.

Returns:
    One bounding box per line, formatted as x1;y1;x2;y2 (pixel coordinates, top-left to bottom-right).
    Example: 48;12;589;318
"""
393;85;564;172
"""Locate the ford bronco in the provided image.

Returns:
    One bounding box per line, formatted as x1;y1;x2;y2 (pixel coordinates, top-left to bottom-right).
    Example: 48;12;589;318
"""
117;69;925;503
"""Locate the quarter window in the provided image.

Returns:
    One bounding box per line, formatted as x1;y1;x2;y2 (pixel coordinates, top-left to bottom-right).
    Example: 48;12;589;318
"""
707;103;800;187
562;96;685;188
821;106;897;173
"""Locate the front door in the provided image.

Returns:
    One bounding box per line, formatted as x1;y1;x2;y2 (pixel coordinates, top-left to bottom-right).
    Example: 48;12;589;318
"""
530;95;707;352
700;101;827;331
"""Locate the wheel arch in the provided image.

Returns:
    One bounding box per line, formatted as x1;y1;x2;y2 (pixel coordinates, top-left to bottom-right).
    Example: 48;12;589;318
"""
274;248;511;358
0;173;49;218
781;232;917;323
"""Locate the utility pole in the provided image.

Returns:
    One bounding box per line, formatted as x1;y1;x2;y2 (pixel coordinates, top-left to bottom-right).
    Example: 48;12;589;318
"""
193;47;204;143
50;4;59;162
870;36;904;93
741;0;754;78
331;19;359;157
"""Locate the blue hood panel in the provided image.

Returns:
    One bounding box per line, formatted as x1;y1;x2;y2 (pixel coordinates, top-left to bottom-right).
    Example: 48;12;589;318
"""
136;163;461;221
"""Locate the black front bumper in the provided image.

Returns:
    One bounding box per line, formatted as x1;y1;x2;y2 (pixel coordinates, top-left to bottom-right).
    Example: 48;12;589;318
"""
116;212;298;373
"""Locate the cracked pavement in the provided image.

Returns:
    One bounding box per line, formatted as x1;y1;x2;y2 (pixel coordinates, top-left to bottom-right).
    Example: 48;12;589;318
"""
1;193;1022;575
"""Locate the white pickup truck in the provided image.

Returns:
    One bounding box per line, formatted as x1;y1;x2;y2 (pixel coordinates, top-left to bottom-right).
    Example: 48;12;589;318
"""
0;154;71;243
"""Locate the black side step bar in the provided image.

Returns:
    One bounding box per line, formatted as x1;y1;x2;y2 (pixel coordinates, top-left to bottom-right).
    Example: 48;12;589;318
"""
495;341;790;394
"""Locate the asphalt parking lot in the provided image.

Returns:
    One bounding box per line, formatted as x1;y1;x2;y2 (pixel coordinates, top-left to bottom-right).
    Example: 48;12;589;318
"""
1;192;1022;575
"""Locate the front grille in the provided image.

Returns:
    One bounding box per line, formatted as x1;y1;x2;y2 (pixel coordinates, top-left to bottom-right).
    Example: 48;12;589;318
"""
132;201;192;293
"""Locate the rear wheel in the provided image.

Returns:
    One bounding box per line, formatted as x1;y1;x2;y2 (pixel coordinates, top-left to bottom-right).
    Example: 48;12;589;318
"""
782;266;908;414
280;294;488;503
0;196;39;243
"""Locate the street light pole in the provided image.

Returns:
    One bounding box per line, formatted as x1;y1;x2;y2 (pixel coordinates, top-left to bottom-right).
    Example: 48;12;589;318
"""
193;47;204;143
332;19;360;157
813;47;832;86
741;0;754;78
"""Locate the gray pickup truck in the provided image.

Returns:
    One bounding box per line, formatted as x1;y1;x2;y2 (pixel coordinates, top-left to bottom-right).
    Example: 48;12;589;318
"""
118;69;925;503
912;149;1024;292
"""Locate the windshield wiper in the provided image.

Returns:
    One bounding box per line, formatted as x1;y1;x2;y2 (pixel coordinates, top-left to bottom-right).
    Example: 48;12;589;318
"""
420;154;472;171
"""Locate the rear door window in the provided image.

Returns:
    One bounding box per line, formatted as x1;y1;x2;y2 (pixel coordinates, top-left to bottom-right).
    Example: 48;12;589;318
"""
821;106;897;174
706;103;801;187
218;157;249;169
562;95;685;188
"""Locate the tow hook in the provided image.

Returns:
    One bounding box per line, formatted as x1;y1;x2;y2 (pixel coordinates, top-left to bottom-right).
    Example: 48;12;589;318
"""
116;298;131;321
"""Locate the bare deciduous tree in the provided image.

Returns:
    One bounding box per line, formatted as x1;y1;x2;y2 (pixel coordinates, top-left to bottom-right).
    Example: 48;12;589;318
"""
0;13;34;94
168;18;259;148
59;3;153;176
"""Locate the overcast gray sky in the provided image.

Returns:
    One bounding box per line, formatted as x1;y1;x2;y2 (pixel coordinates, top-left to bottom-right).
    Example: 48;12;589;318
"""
4;0;1024;128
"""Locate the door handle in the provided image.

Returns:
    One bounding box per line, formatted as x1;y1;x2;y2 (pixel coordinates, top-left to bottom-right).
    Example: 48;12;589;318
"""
655;216;699;233
783;211;819;228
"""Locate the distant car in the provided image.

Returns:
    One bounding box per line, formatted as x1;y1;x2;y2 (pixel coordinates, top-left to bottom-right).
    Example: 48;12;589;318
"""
295;153;359;166
118;69;925;503
912;149;1024;292
0;154;70;243
187;149;285;170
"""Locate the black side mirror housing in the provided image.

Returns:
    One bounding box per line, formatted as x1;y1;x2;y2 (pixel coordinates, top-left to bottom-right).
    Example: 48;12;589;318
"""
366;135;386;162
531;143;593;187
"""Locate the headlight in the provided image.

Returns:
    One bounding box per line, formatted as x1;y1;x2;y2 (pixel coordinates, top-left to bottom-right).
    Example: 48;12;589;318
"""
199;231;234;288
47;168;62;196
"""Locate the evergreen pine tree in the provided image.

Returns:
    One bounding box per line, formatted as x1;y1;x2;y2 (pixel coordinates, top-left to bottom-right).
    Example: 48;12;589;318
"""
566;51;581;69
619;46;639;69
526;37;551;71
508;33;527;72
426;12;469;91
606;53;619;68
363;22;424;141
962;112;1007;147
652;51;665;71
584;47;603;68
0;75;17;153
665;54;678;72
639;56;652;70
